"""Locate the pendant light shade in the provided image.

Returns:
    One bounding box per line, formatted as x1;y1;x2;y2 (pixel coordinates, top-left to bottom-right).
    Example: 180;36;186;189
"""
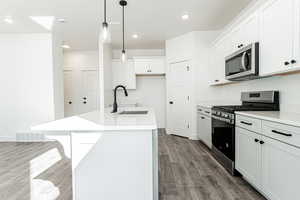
101;0;111;43
120;0;127;63
121;49;126;63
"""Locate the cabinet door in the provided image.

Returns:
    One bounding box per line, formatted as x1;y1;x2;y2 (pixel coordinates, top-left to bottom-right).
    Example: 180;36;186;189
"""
261;136;300;200
197;114;205;141
235;127;262;189
259;0;295;75
134;58;165;75
202;115;212;148
112;59;136;89
210;38;231;83
149;58;165;74
134;59;150;74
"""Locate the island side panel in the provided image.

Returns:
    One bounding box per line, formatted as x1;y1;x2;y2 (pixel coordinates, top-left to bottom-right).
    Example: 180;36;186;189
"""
72;130;154;200
152;129;159;200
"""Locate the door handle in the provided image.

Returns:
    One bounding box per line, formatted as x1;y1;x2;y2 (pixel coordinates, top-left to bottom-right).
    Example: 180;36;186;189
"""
271;130;292;137
240;121;252;126
259;141;265;145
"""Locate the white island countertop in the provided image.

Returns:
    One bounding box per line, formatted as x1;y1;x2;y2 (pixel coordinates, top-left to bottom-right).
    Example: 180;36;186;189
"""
31;107;157;132
235;111;300;127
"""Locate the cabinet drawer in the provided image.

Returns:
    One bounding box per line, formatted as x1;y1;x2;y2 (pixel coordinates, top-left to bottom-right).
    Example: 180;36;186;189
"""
262;121;300;148
197;106;211;116
236;115;262;133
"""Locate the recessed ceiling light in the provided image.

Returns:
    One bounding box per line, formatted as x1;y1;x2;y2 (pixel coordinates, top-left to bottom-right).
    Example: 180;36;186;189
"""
3;16;13;24
61;44;71;49
181;14;189;20
132;34;139;39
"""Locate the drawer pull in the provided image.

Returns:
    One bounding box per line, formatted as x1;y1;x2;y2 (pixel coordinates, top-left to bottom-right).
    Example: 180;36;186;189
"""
241;121;252;126
271;130;292;137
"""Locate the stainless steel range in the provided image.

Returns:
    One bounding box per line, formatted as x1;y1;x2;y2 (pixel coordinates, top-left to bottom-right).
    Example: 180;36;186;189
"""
211;91;279;175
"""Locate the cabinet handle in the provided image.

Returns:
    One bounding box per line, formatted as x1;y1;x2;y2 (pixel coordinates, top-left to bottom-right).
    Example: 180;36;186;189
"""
169;101;174;104
240;121;252;126
68;101;72;104
254;138;259;143
83;97;87;100
205;111;210;114
215;80;219;82
201;117;205;119
259;141;265;145
291;60;297;64
271;130;292;137
198;109;203;111
83;101;87;104
284;61;290;66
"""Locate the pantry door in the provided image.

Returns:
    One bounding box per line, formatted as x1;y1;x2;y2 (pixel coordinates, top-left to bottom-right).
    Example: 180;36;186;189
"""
167;61;192;138
64;67;99;117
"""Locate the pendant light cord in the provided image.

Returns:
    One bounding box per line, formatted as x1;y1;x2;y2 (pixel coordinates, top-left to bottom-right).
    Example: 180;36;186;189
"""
104;0;107;23
122;5;125;51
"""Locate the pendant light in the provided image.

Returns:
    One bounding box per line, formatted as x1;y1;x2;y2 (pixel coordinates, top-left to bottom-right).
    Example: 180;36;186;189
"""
120;0;127;63
101;0;111;43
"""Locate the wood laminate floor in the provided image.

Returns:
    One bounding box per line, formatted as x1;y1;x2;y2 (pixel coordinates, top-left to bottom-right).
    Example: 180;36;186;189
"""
0;141;72;200
158;130;266;200
0;129;266;200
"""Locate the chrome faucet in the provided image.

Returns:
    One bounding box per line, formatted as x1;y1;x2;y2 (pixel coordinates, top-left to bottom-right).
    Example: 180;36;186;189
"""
112;85;128;113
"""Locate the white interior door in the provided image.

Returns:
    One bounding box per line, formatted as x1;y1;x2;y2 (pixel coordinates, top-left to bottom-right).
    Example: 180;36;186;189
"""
64;69;76;117
79;68;99;114
167;61;191;137
64;67;99;117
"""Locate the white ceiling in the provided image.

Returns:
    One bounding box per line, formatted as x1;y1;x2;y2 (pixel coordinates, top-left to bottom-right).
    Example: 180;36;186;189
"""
0;0;253;50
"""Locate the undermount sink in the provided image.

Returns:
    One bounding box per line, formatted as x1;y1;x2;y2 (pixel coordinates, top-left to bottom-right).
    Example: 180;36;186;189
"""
119;111;148;115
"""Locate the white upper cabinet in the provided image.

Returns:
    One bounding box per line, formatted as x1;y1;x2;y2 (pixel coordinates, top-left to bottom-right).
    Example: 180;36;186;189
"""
230;13;259;53
133;57;165;75
209;36;232;84
259;0;300;76
112;59;136;89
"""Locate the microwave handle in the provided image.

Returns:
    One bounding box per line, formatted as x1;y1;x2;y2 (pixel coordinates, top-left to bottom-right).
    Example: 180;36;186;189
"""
241;52;247;70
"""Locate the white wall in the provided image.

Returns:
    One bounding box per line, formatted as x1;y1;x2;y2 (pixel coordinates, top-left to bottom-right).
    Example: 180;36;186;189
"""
100;43;113;111
112;49;166;128
0;34;59;139
52;28;64;119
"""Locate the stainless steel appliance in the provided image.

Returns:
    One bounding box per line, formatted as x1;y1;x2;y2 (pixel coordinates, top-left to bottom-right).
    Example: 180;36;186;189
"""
211;91;279;175
225;42;259;81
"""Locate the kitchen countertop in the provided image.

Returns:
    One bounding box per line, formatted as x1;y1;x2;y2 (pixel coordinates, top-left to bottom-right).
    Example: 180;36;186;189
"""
197;101;241;108
31;107;157;132
235;111;300;127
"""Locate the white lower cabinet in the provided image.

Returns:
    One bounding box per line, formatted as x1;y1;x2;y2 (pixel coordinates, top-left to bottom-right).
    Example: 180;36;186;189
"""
261;136;300;200
197;112;212;148
235;127;261;189
236;114;300;200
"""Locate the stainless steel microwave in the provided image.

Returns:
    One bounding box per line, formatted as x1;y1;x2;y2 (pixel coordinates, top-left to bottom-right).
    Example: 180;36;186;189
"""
225;42;259;81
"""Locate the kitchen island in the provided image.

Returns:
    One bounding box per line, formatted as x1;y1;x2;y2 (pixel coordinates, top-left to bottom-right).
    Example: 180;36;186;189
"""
32;107;158;200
